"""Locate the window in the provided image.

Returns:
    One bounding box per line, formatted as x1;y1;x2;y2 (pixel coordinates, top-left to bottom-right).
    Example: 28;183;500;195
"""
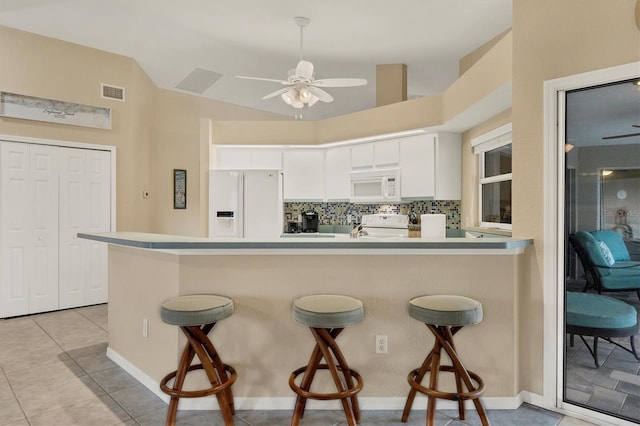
472;123;512;230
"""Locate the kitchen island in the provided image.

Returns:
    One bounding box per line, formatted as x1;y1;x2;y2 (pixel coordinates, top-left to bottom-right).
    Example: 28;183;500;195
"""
79;232;532;411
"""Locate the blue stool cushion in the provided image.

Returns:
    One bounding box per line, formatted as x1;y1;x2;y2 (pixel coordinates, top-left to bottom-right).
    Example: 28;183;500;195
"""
161;294;234;326
566;292;637;329
293;294;364;328
409;295;483;326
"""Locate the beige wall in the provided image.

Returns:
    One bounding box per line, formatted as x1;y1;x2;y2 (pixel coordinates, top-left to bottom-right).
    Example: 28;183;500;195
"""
460;109;512;229
0;25;287;235
512;0;640;394
109;245;521;400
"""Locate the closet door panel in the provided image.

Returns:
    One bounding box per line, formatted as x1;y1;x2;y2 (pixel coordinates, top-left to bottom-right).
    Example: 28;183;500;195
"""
84;150;110;304
29;145;59;313
0;142;31;317
58;148;87;309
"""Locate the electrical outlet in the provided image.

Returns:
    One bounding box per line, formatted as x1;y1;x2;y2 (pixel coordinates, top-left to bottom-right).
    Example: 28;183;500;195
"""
375;335;388;354
142;319;149;338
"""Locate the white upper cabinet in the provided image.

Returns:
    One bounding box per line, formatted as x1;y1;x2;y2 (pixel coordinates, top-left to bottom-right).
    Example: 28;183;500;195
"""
350;139;400;169
399;133;461;200
350;144;374;169
374;139;400;167
215;147;282;170
282;149;325;201
400;134;436;198
325;146;351;200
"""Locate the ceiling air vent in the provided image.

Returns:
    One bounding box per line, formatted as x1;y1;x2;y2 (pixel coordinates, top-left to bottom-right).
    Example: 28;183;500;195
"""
101;84;125;102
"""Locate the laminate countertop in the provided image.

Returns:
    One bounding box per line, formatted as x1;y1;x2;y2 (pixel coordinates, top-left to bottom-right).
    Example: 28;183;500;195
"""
78;231;532;255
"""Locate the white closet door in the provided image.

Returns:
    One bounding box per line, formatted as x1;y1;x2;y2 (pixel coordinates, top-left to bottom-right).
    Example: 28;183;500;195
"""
29;145;59;313
0;142;31;317
84;150;110;305
0;142;59;317
59;148;110;308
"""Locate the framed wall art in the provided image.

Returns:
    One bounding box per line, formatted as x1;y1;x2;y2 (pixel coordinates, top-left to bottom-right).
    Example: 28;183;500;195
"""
173;169;187;209
0;91;112;130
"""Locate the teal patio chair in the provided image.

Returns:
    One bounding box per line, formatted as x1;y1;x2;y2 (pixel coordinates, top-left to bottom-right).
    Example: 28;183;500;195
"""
569;230;640;300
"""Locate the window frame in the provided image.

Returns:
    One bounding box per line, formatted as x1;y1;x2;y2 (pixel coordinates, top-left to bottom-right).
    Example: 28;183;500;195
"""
472;123;513;230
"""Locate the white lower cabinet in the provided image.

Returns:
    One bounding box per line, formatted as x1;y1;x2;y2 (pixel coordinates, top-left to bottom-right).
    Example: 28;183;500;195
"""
0;141;111;318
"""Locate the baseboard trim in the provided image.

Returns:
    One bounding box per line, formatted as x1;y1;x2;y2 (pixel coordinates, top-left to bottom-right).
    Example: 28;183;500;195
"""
107;347;536;411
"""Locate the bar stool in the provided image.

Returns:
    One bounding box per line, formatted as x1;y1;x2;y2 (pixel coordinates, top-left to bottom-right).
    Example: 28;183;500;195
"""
159;294;237;426
289;294;364;426
401;295;489;426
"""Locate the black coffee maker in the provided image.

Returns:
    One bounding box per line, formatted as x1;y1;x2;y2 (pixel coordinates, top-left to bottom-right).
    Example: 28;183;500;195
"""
301;210;319;233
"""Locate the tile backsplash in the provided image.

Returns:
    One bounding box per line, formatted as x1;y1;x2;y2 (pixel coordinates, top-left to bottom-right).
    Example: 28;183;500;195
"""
284;200;461;229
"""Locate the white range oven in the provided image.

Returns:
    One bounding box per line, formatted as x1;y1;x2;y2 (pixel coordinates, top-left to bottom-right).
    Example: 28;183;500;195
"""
361;214;409;238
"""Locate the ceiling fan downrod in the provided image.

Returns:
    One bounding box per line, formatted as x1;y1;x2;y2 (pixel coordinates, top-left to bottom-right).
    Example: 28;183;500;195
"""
294;16;310;62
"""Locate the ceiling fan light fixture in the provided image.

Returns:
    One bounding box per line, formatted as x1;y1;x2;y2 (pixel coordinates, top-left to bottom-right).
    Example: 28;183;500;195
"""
298;86;312;102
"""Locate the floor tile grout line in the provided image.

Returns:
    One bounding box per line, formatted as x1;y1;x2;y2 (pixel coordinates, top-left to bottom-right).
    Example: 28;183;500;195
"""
0;351;33;426
26;309;136;425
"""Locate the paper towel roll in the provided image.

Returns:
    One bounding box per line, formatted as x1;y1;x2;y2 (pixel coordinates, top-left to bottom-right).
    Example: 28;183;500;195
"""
420;214;446;238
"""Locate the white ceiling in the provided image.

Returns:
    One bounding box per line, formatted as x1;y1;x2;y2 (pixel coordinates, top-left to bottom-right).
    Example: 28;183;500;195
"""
0;0;513;120
566;80;640;147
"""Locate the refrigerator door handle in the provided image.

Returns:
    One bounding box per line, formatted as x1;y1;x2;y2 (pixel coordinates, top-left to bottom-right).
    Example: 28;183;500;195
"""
238;173;245;238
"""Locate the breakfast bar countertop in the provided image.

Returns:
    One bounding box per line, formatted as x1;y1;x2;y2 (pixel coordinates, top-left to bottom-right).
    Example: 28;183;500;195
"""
78;231;532;255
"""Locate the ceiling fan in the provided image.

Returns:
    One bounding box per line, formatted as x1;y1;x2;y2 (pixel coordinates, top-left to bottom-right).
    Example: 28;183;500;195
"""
602;125;640;140
236;17;367;109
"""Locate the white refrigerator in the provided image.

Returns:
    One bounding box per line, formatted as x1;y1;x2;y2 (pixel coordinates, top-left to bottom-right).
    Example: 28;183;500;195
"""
209;170;283;238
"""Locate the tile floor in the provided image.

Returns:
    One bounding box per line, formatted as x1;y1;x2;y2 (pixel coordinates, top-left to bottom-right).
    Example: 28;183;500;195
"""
0;304;594;426
564;283;640;423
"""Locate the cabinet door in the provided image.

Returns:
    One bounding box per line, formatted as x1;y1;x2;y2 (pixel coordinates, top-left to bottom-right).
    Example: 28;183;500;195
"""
282;150;325;200
374;139;400;167
59;148;111;308
400;134;435;198
216;148;252;169
351;144;374;169
325;146;351;200
251;149;282;170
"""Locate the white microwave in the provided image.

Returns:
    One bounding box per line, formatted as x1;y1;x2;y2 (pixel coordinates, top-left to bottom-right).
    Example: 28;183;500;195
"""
350;168;401;203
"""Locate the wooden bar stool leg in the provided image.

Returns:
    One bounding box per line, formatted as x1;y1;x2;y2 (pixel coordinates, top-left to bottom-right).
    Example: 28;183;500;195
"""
182;326;234;426
291;344;323;425
318;328;361;423
444;327;466;420
431;325;489;426
401;349;435;422
166;338;198;426
192;325;236;415
311;328;357;426
426;337;442;426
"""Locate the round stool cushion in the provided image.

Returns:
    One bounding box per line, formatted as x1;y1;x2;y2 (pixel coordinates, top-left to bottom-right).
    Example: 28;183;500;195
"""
161;294;234;326
409;295;483;326
293;294;364;328
566;292;637;330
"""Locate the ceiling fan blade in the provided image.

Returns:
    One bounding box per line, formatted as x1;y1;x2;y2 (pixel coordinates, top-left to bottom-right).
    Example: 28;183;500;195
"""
308;95;320;107
296;60;314;79
311;78;367;87
602;132;640;140
236;75;287;84
633;125;640;128
307;86;334;103
262;87;292;100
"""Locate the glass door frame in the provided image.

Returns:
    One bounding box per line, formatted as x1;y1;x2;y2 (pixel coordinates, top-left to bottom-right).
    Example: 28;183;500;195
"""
543;62;640;425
